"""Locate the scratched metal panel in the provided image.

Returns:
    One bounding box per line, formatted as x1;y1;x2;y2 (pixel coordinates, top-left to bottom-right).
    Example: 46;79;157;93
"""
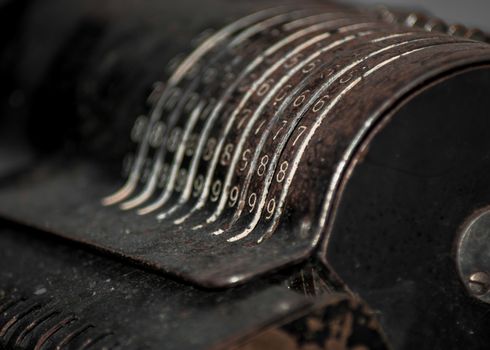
0;225;323;349
0;224;392;349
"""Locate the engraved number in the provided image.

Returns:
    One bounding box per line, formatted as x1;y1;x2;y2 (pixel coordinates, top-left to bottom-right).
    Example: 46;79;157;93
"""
266;198;276;219
175;169;187;192
211;180;222;202
273;120;287;140
274;84;292;104
131;116;148;143
149;122;166;148
248;193;257;212
257;79;274;97
193;174;204;197
220;143;234;166
237;109;252;130
276;161;289;183
186;134;199;157
184;93;200;113
203;138;217;161
255;120;266;135
313;95;329;113
165;88;181;109
239;149;251;172
229;186;240;207
293;90;310;107
257;155;269;177
158;164;170;188
167;128;182;152
302;59;320;74
293;126;308;146
284;54;304;69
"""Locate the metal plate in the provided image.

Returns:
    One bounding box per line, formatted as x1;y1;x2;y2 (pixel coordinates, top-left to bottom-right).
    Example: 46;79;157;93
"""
0;223;389;350
323;66;490;349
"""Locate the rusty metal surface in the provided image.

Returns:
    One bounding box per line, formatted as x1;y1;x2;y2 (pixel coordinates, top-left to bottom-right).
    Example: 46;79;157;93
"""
1;1;490;349
0;1;490;289
322;66;490;348
0;222;389;350
231;296;389;350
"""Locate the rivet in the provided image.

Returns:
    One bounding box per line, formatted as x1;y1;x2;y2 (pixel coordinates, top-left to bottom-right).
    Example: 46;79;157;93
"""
468;272;490;296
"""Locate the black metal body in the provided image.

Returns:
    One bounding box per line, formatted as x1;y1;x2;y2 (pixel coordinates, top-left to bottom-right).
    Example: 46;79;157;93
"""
1;0;490;349
0;223;388;349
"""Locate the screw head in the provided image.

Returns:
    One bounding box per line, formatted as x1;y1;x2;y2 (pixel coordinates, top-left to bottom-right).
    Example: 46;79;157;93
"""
456;209;490;304
468;272;490;296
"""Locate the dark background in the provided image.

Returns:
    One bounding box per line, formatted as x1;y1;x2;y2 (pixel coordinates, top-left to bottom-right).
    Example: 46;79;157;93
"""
349;0;489;31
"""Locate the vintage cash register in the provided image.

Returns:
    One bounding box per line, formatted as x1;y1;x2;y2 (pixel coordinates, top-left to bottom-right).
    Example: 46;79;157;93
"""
1;0;490;348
